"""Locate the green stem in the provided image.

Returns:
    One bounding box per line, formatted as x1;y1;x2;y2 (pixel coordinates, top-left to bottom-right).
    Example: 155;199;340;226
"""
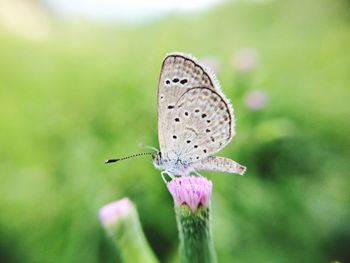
102;203;159;263
176;204;217;263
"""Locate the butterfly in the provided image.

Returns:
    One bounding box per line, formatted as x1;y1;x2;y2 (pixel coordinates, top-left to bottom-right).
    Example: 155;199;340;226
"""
106;52;246;180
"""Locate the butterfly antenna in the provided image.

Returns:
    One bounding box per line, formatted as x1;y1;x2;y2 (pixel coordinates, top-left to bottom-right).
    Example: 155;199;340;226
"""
105;152;154;164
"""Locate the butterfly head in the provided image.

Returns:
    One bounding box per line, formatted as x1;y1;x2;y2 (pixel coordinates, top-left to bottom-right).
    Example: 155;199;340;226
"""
152;152;163;169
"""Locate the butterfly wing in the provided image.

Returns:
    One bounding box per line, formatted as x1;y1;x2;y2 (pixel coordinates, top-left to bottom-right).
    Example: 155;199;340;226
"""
167;87;234;162
158;52;223;159
157;52;235;161
192;156;246;175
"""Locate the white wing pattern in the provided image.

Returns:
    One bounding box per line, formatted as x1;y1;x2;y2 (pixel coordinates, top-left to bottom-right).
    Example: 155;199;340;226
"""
157;53;235;163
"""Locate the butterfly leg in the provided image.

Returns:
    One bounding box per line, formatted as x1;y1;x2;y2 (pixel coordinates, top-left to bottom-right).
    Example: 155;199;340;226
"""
161;171;167;183
192;170;204;177
161;171;173;183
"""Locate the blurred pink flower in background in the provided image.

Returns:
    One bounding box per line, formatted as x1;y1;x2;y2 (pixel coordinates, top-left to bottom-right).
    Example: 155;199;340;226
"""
167;176;212;212
200;56;221;74
244;89;269;111
232;48;258;73
99;198;133;226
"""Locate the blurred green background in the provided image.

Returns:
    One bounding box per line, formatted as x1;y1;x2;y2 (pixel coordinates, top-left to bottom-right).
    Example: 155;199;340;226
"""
1;0;349;262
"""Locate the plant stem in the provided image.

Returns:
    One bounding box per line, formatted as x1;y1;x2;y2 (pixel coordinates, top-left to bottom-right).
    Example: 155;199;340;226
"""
100;199;159;263
176;204;217;263
113;208;158;263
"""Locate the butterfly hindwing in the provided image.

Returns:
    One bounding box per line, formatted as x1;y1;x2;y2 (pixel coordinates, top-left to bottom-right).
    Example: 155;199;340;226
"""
166;87;233;162
192;156;246;175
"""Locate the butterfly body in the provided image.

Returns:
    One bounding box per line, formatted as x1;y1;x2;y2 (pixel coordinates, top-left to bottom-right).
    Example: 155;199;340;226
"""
152;152;195;176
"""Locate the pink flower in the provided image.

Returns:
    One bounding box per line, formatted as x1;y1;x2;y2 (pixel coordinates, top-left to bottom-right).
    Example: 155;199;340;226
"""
167;176;212;212
232;48;258;73
244;89;269;111
200;56;221;74
99;198;133;226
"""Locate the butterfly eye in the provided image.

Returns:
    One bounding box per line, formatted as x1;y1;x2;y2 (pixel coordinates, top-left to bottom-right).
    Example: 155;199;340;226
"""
173;78;179;83
201;114;207;118
165;80;170;85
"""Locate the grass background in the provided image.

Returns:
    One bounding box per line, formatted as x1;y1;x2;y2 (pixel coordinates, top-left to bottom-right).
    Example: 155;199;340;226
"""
0;0;349;262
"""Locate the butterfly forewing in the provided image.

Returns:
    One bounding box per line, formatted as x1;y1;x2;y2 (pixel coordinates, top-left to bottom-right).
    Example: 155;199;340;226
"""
157;52;235;162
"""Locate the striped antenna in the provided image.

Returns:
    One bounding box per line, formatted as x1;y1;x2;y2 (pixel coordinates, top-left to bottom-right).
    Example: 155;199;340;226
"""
105;152;154;164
